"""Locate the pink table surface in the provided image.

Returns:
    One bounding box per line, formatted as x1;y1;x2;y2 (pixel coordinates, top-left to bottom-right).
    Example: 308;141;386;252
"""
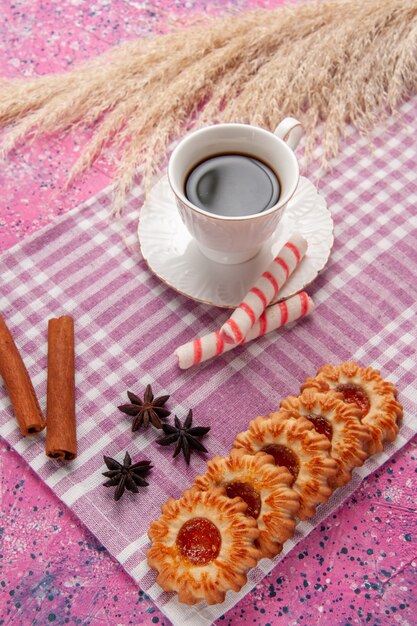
1;1;417;625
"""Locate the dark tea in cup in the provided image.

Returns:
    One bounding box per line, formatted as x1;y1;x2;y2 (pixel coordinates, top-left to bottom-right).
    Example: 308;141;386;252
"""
185;153;281;217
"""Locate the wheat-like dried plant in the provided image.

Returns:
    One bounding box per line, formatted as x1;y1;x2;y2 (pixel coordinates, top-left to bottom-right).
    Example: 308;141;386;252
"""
1;0;416;213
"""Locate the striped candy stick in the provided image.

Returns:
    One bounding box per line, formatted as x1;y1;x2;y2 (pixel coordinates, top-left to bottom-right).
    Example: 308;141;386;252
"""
175;291;314;369
220;233;308;345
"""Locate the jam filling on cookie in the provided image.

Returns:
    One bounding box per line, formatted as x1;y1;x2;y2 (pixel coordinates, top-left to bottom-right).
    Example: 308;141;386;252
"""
225;481;262;519
336;382;370;417
177;517;221;565
261;444;300;480
306;414;333;441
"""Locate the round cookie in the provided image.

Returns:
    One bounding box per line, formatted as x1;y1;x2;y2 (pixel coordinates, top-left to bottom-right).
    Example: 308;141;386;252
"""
280;389;370;487
193;448;300;559
301;362;403;454
233;413;338;520
147;489;259;605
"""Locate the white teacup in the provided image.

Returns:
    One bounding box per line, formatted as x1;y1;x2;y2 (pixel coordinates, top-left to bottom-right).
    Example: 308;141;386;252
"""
168;118;302;264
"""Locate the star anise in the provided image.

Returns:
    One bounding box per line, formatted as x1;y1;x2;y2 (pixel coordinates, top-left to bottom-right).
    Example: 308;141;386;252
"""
102;451;152;501
156;410;210;464
118;384;170;431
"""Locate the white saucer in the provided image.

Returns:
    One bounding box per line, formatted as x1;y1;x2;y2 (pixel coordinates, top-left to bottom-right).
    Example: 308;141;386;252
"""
138;175;334;308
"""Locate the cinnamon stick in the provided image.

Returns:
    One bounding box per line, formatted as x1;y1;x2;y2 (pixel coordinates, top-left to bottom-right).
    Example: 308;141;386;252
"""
46;315;76;460
0;314;46;435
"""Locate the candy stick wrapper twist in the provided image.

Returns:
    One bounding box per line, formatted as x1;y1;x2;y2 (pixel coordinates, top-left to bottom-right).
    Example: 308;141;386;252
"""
220;234;308;344
176;291;314;369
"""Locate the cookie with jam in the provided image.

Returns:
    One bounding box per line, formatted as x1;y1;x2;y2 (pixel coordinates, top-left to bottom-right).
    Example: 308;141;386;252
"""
301;362;403;454
147;489;259;605
233;414;338;520
192;448;300;559
280;389;370;487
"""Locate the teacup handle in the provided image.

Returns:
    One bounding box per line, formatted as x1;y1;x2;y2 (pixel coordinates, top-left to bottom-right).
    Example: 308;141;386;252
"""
274;117;303;151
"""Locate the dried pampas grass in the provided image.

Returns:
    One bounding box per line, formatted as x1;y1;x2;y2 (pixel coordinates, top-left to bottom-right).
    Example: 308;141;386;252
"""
1;0;416;213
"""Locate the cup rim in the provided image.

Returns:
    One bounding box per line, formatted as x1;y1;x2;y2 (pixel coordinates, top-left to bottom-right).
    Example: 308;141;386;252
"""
168;123;300;222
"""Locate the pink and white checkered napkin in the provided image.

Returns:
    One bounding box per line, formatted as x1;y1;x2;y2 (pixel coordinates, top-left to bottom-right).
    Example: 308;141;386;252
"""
1;99;417;626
